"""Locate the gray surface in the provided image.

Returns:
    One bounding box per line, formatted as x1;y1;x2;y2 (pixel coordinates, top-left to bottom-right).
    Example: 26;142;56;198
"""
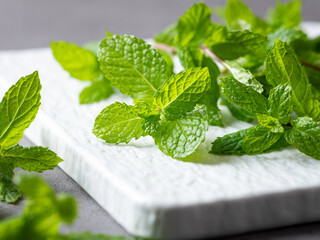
1;0;320;239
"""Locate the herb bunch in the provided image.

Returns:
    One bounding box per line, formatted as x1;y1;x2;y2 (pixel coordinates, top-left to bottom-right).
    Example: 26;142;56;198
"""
0;72;62;203
52;0;320;160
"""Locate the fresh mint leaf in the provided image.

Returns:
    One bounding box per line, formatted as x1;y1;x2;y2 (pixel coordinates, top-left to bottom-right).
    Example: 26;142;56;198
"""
158;49;174;76
285;117;320;160
267;0;301;30
220;76;269;114
93;102;147;144
0;145;63;172
51;41;101;81
224;60;264;93
154;105;208;158
176;2;216;46
265;39;320;120
154;67;210;119
257;114;284;133
98;35;170;103
267;27;306;50
154;23;177;46
204;27;267;60
221;95;256;123
268;83;293;124
242;125;283;153
79;76;114;104
0;71;41;149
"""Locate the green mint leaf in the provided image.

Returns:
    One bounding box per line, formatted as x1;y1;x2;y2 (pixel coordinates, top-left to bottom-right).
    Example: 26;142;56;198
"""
98;35;169;103
267;0;301;30
257;114;284;133
220;76;269;114
268;83;293;124
267;27;306;50
210;127;289;155
158;49;174;76
265;40;320;120
204;27;267;60
285;117;320;160
221;95;256;123
154;23;177;46
210;127;253;155
154;67;210;119
0;162;20;203
176;2;215;46
93;102;146;144
224;60;264;93
154;104;208;159
0;145;63;172
242;125;283;153
0;71;41;149
51;42;101;81
176;46;204;69
79;76;114;104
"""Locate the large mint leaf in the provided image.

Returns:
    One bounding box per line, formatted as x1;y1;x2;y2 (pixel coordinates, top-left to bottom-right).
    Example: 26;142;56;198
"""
154;105;208;159
93;102;146;144
154;67;210;119
176;2;215;46
51;42;101;81
79;76;114;104
268;83;293;124
224;60;264;93
265;40;320;120
0;145;62;172
98;35;169;103
204;27;267;60
242;125;283;153
0;162;20;203
285;117;320;160
0;71;41;148
154;23;177;46
220;76;268;114
267;0;301;30
257;114;284;133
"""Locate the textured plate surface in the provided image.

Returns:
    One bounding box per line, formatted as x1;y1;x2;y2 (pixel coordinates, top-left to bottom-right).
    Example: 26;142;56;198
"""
1;22;320;239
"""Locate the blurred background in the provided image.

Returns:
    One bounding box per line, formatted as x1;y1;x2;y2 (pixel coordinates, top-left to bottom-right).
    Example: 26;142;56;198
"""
1;0;320;50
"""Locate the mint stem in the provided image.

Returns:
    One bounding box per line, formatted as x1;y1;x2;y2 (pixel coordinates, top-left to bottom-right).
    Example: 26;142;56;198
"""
154;43;176;55
299;58;320;72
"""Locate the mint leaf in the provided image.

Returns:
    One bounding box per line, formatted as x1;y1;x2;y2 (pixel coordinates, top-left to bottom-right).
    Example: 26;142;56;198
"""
0;71;41;149
0;162;20;203
221;95;256;123
176;2;216;46
267;0;301;30
267;27;306;50
265;40;320;120
220;76;269;114
257;114;284;133
93;102;147;144
51;41;101;81
268;83;293;124
204;27;267;60
285;117;320;160
98;35;169;103
154;67;210;119
210;127;289;155
224;60;264;93
242;125;283;153
158;49;174;76
154;23;177;46
79;76;114;104
154;104;208;158
0;145;63;172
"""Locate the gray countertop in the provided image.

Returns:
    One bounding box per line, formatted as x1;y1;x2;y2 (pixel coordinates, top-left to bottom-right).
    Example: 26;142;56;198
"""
1;1;320;239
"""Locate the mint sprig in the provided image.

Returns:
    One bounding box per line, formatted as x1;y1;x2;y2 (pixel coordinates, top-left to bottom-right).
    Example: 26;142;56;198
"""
0;72;62;203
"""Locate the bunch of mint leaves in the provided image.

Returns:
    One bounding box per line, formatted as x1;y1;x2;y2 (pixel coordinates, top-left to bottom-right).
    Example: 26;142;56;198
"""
0;72;62;203
51;0;320;160
0;174;135;240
